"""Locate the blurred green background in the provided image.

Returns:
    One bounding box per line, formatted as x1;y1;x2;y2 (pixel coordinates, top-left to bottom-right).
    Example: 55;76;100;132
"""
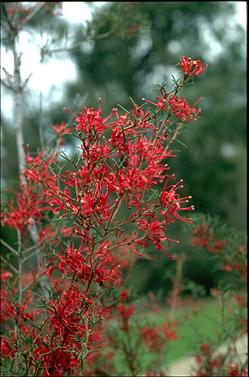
1;2;247;297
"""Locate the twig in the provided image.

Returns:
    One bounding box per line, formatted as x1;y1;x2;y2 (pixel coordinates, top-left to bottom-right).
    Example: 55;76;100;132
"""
17;229;23;304
1;3;16;33
0;255;18;274
0;238;18;256
42;32;111;56
0;78;15;92
19;3;47;28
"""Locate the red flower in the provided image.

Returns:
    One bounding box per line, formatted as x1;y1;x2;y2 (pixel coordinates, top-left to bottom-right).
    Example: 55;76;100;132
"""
51;122;72;135
161;323;178;341
226;363;248;377
169;95;201;122
141;327;160;351
142;95;168;110
116;304;135;332
159;180;194;224
120;289;129;302
180;56;208;77
116;304;135;320
0;337;14;358
0;271;13;283
199;342;212;354
1;184;44;231
207;239;226;253
75;104;115;135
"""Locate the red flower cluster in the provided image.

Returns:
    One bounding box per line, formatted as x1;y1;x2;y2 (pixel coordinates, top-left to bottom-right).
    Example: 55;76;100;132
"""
51;122;72;135
190;222;247;283
180;56;208;77
169;95;201;122
143;93;202;123
1;184;44;232
190;223;226;253
115;303;135;333
141;321;177;352
194;342;248;377
1;56;210;376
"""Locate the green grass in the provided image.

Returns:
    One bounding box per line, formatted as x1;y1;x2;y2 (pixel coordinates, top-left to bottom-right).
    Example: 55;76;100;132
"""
104;296;242;375
163;299;223;363
136;297;239;364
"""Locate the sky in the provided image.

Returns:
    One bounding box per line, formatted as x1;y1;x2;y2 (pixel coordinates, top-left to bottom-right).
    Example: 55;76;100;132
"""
1;2;106;120
1;1;247;122
63;1;247;28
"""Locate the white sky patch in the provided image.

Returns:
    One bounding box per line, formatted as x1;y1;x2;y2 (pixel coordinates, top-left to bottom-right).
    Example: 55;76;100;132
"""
234;1;247;30
61;2;92;24
1;2;103;121
1;32;78;121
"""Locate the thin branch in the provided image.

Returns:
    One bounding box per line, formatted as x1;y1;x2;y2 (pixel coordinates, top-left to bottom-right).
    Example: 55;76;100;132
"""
22;239;44;255
19;2;47;28
22;248;45;264
0;255;18;274
22;271;42;292
23;72;33;88
17;229;23;304
1;3;16;33
0;78;15;92
42;32;111;56
0;238;18;256
38;90;44;148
